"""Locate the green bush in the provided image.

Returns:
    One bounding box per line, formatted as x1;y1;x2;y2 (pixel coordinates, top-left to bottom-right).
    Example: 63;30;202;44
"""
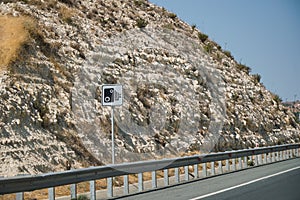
252;74;261;83
204;43;213;53
136;18;148;28
163;23;174;30
71;195;89;200
273;93;282;103
191;24;197;31
223;50;234;60
168;13;177;19
198;32;208;43
248;160;255;166
237;63;251;74
134;0;145;6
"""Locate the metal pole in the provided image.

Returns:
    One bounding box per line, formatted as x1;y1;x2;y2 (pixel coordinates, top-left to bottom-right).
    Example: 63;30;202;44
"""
111;106;115;164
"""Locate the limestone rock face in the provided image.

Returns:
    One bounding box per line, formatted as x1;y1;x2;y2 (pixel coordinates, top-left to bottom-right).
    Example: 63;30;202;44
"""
0;0;299;176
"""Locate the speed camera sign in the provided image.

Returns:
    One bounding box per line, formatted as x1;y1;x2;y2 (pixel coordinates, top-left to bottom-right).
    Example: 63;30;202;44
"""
102;84;123;106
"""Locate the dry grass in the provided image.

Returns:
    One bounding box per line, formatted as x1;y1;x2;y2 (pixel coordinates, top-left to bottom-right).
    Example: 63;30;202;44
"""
59;5;77;24
0;15;35;71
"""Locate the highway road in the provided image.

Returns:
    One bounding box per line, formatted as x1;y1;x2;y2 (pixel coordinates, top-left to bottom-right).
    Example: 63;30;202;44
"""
114;158;300;200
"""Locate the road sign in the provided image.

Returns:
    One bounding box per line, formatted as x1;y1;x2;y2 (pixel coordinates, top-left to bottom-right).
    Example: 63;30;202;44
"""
102;84;123;106
101;84;123;164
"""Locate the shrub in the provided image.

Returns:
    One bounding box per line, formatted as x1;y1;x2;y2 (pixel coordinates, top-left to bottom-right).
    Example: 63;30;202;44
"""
252;74;261;83
237;63;251;74
198;32;208;43
134;0;145;7
162;23;174;30
71;195;89;200
248;160;255;166
223;50;234;60
204;43;213;54
168;13;177;19
273;94;282;104
136;18;148;28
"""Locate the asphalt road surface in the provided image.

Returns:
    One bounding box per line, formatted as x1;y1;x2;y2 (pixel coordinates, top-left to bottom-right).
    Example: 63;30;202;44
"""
114;158;300;200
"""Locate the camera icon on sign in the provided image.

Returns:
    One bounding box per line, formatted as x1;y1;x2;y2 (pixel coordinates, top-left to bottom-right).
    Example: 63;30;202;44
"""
104;88;114;103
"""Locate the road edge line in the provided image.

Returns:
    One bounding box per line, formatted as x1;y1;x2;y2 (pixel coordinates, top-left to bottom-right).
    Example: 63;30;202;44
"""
189;166;300;200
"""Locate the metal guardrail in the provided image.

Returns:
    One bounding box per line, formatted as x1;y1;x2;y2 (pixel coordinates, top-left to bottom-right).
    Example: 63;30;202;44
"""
0;144;299;199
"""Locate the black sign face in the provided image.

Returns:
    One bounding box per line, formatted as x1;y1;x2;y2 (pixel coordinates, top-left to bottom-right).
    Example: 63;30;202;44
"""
104;88;114;103
102;85;123;106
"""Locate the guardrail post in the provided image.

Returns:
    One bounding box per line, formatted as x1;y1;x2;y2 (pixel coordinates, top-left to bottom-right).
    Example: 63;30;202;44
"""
254;155;258;166
164;169;169;186
90;180;96;200
218;161;223;174
107;177;113;198
202;163;207;177
263;153;267;164
284;150;287;159
293;149;296;158
152;171;157;188
16;192;24;200
238;157;242;169
258;154;262;165
194;164;199;178
184;166;189;181
243;156;248;168
231;159;236;171
124;175;129;195
225;159;230;172
70;183;77;200
138;173;143;192
274;152;277;162
175;168;180;183
297;148;299;157
280;151;283;160
210;162;215;175
266;153;270;163
48;187;55;200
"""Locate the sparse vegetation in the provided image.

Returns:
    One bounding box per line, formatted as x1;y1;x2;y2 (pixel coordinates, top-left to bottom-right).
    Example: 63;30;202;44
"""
136;18;148;28
204;43;213;54
223;50;234;60
237;63;251;74
168;12;177;19
198;32;208;43
247;159;255;166
273;93;282;104
134;0;145;7
72;195;89;200
191;24;196;29
252;74;261;83
163;23;174;30
0;16;35;71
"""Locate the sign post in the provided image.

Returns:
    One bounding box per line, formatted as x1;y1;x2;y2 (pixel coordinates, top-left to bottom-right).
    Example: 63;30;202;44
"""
102;84;123;164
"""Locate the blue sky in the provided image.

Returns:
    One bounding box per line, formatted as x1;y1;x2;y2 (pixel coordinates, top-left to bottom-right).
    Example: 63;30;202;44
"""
149;0;300;101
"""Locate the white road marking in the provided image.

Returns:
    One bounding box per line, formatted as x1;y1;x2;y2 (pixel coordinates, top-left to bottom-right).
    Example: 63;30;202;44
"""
189;166;300;200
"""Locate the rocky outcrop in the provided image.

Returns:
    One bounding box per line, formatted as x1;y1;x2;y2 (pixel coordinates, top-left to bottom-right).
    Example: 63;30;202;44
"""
0;0;299;176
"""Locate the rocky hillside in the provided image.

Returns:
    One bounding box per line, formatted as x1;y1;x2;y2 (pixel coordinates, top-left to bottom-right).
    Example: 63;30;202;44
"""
0;0;299;177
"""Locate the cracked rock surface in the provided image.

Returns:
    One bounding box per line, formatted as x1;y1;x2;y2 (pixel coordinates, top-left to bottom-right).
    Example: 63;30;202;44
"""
0;0;299;176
